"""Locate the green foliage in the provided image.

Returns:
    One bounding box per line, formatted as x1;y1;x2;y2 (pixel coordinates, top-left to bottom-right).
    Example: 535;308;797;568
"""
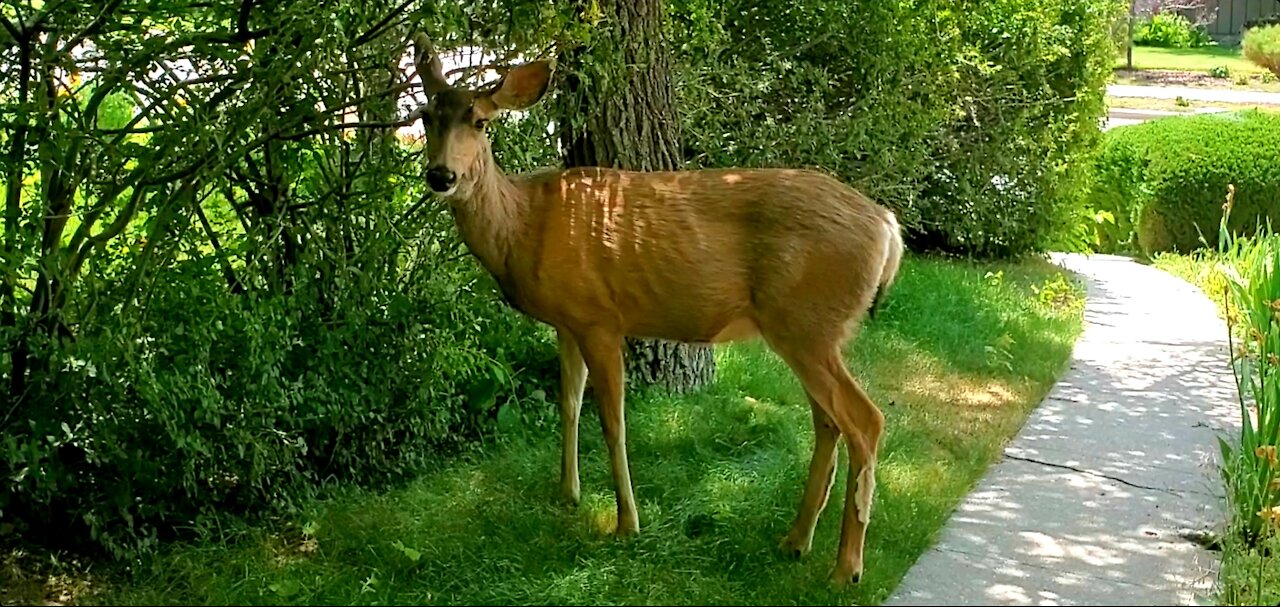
672;0;1126;257
1216;219;1280;554
1205;198;1280;605
1244;24;1280;79
1084;111;1280;256
1134;12;1215;48
0;0;562;559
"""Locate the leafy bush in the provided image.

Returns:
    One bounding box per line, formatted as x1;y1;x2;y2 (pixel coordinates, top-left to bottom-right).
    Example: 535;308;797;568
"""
1085;111;1280;256
1244;24;1280;79
2;175;560;558
1134;12;1215;48
1211;64;1232;78
0;0;566;559
672;0;1125;257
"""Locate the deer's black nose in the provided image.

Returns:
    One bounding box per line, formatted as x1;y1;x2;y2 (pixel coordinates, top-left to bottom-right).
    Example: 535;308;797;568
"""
426;166;457;192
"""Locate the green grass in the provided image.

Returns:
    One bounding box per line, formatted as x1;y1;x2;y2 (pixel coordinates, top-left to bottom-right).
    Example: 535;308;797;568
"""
1117;45;1268;75
85;254;1085;606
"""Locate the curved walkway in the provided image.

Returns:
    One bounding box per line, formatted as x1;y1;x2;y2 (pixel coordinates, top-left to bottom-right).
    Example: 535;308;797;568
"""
886;253;1241;606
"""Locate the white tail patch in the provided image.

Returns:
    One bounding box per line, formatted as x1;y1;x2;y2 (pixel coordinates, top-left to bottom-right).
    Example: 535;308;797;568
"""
854;465;876;524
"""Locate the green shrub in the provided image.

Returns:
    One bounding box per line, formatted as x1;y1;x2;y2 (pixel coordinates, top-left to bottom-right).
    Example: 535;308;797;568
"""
2;210;559;559
0;111;565;561
1243;24;1280;79
1134;12;1215;48
673;0;1125;257
1211;64;1232;78
1086;110;1280;256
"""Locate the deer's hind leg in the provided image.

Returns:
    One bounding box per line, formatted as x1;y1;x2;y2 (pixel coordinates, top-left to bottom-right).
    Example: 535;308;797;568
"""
764;325;885;585
779;394;841;560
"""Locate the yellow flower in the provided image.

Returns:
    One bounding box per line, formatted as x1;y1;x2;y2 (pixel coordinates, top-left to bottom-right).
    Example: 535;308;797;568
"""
1259;505;1280;522
1256;445;1278;467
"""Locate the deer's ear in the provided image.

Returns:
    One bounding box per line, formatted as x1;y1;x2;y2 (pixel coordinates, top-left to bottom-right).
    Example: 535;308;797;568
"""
487;60;553;111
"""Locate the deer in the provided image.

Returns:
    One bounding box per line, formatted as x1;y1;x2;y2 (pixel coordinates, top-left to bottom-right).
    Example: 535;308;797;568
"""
406;32;904;585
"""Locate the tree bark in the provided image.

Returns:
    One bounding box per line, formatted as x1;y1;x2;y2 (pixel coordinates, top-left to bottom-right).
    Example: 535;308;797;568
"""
557;0;715;394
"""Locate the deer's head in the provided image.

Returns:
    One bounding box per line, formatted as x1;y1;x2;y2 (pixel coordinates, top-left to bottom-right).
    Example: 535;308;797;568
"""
411;33;553;198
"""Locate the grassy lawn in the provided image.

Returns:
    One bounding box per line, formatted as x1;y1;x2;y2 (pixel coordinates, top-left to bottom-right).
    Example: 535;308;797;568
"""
1116;45;1267;75
71;254;1084;606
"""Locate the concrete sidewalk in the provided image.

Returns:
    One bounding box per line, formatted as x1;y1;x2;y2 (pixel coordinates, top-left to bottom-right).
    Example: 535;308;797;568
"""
1108;83;1280;105
885;254;1241;606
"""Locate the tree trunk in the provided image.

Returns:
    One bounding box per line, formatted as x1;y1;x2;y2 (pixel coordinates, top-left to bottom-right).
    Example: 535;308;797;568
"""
1127;0;1135;71
557;0;715;394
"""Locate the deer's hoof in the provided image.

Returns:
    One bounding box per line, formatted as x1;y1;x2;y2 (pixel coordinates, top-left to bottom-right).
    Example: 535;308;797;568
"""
778;533;812;560
829;565;862;587
615;516;640;538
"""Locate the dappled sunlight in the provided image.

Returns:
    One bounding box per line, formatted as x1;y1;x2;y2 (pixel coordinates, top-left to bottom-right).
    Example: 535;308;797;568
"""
901;371;1019;412
581;493;623;537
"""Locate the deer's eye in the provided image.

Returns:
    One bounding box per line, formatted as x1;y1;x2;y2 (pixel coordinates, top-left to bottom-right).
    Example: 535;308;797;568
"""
474;118;489;130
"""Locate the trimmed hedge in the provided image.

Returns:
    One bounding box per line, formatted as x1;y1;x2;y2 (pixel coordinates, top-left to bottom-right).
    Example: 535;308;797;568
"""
1087;110;1280;256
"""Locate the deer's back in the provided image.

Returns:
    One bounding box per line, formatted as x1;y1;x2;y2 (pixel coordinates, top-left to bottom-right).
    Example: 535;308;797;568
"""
511;166;895;340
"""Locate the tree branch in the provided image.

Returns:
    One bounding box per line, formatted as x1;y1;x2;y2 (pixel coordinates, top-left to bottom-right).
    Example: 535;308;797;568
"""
58;0;125;54
276;118;418;142
236;0;255;40
351;0;415;48
0;15;18;40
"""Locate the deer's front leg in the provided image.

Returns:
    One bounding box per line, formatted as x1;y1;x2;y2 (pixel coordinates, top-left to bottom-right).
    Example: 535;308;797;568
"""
576;328;639;536
557;329;588;506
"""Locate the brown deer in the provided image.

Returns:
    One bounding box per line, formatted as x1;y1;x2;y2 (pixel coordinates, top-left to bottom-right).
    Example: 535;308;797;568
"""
408;32;904;585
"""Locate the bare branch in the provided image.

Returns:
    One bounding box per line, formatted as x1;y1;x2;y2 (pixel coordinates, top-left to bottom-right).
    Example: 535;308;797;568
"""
58;0;126;55
351;0;415;48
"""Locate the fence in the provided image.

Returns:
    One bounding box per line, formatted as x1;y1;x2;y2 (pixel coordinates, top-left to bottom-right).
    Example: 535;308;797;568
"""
1200;0;1280;41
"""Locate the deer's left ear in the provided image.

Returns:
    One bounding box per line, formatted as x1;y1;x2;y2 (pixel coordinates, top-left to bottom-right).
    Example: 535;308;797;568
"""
485;60;554;111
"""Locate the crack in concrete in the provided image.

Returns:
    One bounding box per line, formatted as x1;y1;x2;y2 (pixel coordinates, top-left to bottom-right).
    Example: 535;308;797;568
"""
1003;453;1184;496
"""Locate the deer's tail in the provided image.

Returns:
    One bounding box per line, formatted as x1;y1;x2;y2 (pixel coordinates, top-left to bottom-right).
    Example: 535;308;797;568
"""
869;212;904;320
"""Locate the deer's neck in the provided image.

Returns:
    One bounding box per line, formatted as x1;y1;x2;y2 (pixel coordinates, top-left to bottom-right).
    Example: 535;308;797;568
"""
450;148;527;282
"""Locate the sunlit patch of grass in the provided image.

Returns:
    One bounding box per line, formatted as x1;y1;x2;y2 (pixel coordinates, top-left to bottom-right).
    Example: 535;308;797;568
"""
91;253;1084;606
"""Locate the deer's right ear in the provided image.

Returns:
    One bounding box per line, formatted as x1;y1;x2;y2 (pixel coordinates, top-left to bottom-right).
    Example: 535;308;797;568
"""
488;60;553;111
412;32;451;96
